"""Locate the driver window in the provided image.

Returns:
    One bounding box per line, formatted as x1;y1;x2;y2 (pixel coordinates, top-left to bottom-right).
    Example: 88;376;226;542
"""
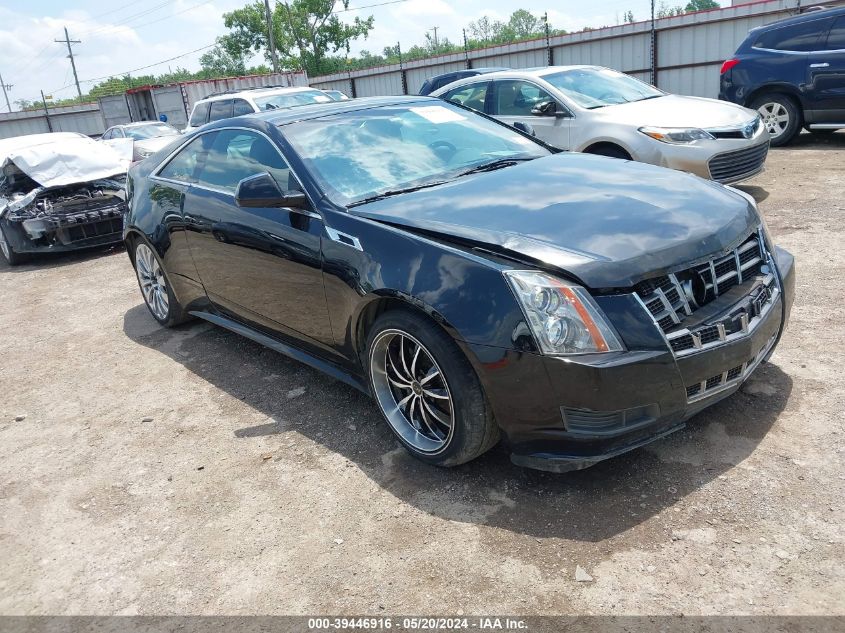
442;82;488;113
494;80;554;116
197;130;295;193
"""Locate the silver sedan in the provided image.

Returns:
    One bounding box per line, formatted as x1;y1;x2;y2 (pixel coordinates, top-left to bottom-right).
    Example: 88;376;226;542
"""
431;66;770;183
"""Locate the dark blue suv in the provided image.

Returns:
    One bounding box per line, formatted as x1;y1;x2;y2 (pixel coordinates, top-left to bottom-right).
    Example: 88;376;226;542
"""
719;7;845;146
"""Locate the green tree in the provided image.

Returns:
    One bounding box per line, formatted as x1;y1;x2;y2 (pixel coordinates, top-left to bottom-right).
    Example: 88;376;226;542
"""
222;0;374;76
467;15;505;43
656;2;685;18
623;10;635;23
505;9;544;38
200;37;248;76
684;0;720;11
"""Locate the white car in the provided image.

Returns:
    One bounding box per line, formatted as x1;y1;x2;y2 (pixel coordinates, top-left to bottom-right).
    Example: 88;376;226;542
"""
183;86;334;133
100;121;181;161
432;65;770;183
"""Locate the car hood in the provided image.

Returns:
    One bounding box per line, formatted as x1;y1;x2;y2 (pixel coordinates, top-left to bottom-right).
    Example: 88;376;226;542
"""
134;135;181;153
595;94;758;129
350;153;758;288
1;134;132;188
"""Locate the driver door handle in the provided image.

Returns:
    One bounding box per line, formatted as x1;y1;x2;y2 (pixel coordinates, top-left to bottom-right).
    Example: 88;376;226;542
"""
810;63;830;68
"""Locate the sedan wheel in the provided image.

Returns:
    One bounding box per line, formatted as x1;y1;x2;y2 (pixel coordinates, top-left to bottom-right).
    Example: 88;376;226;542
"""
370;329;454;454
135;243;170;322
366;311;500;467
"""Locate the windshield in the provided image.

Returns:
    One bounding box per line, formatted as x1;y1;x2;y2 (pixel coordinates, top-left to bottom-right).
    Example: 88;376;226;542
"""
542;67;664;109
124;123;179;140
282;102;550;205
253;89;333;111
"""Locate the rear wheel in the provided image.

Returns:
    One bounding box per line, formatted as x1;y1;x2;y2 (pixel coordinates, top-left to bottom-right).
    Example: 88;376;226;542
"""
133;240;189;327
0;228;25;266
366;310;499;467
752;94;801;147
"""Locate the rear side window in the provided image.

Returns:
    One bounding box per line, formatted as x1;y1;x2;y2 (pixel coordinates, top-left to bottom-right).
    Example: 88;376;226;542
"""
158;133;216;184
197;130;291;193
233;98;254;116
209;100;234;122
442;82;488;113
753;18;830;52
826;16;845;50
189;102;210;127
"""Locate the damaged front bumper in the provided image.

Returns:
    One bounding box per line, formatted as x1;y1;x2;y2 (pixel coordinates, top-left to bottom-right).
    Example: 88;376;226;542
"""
0;180;126;255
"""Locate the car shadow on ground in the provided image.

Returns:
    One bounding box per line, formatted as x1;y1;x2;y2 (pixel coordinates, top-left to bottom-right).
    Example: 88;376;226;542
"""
123;304;792;542
0;244;123;273
774;130;845;151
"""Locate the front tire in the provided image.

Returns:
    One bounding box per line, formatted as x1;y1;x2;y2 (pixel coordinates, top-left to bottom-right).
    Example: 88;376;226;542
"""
0;227;25;266
133;240;189;327
366;310;499;467
752;93;801;147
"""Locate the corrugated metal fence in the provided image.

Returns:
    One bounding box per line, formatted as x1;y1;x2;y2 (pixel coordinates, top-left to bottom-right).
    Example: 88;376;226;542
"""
311;0;841;98
0;103;103;139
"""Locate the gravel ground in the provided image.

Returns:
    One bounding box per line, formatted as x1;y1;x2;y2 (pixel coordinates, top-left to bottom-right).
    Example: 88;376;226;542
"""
1;133;843;616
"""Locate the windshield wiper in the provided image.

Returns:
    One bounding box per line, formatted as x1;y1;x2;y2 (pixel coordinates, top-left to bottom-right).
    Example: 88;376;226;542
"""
636;94;664;102
348;180;449;207
456;157;535;177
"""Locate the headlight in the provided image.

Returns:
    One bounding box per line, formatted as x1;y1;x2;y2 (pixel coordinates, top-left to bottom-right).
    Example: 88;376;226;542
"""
639;126;715;144
504;271;624;355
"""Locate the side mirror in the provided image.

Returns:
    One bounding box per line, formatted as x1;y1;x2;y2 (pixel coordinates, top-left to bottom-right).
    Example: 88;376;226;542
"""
530;100;558;117
234;172;307;209
512;121;536;137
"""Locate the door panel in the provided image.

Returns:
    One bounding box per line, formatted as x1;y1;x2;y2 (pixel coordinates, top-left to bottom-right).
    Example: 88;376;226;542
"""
489;80;571;150
807;17;845;121
181;129;334;349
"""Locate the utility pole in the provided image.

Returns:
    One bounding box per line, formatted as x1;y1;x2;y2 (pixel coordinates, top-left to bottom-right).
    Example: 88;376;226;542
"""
430;26;439;48
55;27;83;99
40;90;53;132
0;72;12;113
264;0;280;74
462;29;471;69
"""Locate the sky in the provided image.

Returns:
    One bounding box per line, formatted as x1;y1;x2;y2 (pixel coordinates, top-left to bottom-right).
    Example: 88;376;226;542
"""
0;0;656;109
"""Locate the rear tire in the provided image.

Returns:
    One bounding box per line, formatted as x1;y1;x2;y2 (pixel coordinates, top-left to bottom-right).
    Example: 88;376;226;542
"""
0;227;25;266
132;239;189;327
752;93;801;147
366;310;499;467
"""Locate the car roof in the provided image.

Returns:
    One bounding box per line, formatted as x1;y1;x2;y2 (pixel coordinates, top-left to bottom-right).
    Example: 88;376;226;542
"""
114;121;170;129
427;65;602;93
233;95;438;127
753;5;844;32
197;86;323;104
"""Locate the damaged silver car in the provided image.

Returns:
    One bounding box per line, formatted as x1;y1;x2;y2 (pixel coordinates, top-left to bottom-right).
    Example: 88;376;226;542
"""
0;132;132;265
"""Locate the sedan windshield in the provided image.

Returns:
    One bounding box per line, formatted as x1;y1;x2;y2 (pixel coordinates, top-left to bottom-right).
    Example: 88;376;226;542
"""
124;123;179;140
542;67;664;109
254;90;333;111
282;102;550;205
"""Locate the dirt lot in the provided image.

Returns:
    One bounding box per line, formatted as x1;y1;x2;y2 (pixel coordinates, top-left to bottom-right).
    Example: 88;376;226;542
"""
1;133;843;617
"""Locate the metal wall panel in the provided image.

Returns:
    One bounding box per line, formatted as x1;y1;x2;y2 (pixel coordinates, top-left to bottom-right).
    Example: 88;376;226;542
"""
0;104;104;140
98;95;132;128
354;72;404;96
554;33;651;72
659;63;724;98
311;78;354;94
473;48;548;70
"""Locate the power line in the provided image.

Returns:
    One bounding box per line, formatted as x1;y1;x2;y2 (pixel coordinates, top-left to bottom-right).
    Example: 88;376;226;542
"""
84;0;215;41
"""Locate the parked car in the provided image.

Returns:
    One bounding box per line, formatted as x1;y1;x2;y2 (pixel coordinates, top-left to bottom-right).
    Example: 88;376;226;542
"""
324;89;351;101
183;86;334;133
1;132;131;265
125;96;794;473
719;6;845;146
418;67;509;96
101;121;182;161
432;65;770;184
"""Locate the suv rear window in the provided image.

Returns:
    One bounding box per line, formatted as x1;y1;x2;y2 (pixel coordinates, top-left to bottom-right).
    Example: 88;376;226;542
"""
753;18;830;52
209;99;234;122
189;102;210;127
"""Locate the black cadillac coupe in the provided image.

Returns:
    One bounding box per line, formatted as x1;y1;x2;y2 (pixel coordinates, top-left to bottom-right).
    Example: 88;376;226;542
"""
124;96;795;473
